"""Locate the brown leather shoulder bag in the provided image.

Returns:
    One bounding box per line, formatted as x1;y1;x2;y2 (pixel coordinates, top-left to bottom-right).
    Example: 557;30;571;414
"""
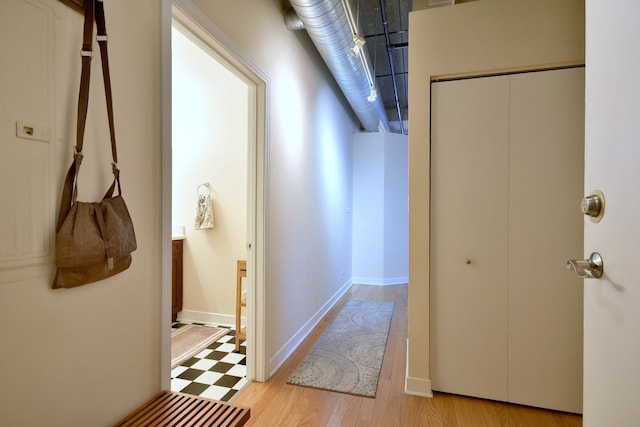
53;0;136;289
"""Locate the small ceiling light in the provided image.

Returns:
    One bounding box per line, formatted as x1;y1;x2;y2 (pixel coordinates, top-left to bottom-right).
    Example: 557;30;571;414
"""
349;35;366;57
367;85;377;103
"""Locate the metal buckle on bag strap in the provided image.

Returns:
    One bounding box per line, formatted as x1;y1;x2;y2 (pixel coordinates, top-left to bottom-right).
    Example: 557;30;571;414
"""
73;147;84;165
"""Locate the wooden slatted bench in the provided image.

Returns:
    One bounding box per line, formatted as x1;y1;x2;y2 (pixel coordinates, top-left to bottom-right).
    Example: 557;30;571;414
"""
114;390;250;426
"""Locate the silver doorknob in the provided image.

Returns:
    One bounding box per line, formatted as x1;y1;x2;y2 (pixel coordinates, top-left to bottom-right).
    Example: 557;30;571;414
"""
567;252;603;279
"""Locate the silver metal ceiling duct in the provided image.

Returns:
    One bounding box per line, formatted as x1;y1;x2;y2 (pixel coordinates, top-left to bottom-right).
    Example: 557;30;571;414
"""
286;1;390;132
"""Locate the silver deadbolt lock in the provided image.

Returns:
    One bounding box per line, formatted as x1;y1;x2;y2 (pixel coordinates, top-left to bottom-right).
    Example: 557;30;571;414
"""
581;190;605;222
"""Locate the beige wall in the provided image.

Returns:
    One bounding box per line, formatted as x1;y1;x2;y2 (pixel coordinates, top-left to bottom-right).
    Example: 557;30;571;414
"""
407;0;585;395
0;0;358;421
0;0;162;425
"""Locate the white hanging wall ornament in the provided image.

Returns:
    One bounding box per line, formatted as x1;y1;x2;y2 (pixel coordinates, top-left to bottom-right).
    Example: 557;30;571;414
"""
194;183;214;230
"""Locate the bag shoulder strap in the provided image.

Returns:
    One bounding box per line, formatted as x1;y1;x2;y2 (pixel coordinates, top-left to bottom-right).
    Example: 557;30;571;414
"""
95;0;121;199
75;0;94;157
57;0;121;232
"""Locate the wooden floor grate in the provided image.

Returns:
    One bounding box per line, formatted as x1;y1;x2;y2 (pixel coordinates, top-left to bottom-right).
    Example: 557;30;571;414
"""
114;390;250;427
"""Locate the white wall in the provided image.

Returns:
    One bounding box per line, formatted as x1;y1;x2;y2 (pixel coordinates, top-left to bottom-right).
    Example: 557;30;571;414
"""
189;0;357;374
172;27;248;322
0;0;162;425
384;133;409;281
352;133;408;285
353;134;385;282
407;0;584;396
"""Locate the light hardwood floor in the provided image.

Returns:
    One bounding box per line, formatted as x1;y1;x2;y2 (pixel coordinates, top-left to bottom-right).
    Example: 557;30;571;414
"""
234;284;582;426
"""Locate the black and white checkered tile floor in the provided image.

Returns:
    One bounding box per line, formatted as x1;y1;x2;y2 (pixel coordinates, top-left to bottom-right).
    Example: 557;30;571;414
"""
170;327;247;402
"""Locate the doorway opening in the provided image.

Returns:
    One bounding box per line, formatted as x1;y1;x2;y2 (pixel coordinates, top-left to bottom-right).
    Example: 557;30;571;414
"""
162;1;268;398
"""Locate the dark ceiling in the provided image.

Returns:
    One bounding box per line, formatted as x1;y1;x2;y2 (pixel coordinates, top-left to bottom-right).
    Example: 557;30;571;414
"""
356;0;411;134
284;0;413;133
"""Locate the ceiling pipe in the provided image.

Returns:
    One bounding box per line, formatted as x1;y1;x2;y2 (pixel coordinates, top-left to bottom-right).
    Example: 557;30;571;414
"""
379;0;405;135
286;1;390;133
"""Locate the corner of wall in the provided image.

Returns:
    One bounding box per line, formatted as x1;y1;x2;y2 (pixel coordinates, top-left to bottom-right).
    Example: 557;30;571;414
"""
404;339;434;398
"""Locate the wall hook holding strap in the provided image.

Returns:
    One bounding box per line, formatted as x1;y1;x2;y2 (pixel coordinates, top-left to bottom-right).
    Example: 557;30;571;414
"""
197;182;211;197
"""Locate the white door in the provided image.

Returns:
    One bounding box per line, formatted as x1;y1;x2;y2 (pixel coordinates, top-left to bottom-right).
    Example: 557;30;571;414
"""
583;2;640;425
430;75;510;402
508;69;584;413
431;69;584;413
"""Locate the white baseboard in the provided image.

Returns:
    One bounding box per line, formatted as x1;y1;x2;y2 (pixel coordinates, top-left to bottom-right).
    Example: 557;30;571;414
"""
177;310;239;328
268;278;352;377
405;376;433;398
404;339;433;398
352;276;408;286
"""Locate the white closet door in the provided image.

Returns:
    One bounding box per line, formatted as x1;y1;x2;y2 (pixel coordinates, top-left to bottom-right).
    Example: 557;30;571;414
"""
430;76;510;401
508;68;584;413
430;68;584;412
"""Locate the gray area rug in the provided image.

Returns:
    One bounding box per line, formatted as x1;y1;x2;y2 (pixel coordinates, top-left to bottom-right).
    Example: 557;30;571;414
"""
288;299;395;398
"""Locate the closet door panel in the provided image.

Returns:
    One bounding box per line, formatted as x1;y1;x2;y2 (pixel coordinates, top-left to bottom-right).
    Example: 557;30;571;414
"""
508;68;584;413
430;76;510;401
